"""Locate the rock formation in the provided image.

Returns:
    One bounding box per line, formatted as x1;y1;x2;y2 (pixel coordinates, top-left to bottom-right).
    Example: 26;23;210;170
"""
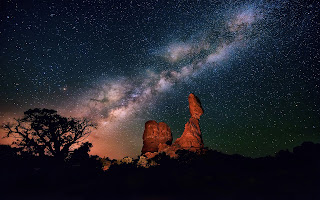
141;93;204;158
173;93;204;151
141;120;172;154
188;93;204;119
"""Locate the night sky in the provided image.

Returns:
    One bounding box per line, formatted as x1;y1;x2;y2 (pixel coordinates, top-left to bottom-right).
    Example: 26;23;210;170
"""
0;0;319;159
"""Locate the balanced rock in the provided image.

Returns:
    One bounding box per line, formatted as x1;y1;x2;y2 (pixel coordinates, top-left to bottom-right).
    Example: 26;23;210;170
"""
141;93;205;158
141;120;172;154
173;93;204;151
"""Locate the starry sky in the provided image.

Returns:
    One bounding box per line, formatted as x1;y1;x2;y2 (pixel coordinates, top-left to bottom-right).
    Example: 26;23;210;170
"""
0;0;319;159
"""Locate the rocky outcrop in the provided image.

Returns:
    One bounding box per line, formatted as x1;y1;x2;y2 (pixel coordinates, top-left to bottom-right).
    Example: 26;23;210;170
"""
141;120;172;154
141;93;204;158
188;93;204;119
173;94;204;151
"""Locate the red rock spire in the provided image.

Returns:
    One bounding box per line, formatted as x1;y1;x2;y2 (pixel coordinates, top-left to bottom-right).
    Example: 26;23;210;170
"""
173;93;204;151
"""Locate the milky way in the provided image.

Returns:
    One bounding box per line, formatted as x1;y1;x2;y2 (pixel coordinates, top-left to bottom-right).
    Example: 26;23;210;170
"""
69;1;274;157
1;0;319;158
80;7;260;120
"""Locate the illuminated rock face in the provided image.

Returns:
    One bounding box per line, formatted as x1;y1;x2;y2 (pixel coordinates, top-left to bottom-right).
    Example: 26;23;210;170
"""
173;93;204;151
141;93;204;158
173;118;204;151
188;93;204;119
141;120;172;154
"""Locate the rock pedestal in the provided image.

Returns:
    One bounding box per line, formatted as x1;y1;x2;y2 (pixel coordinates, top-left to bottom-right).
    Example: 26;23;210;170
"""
173;118;203;151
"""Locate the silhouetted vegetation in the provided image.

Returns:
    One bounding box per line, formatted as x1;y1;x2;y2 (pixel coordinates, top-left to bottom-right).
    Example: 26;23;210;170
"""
1;141;319;199
1;110;320;199
3;108;96;161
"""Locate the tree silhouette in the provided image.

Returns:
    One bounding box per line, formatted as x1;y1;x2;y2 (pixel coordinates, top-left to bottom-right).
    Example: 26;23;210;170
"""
3;108;96;160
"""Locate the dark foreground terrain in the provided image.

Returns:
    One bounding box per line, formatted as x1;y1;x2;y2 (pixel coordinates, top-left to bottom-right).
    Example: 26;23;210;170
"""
1;142;320;200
